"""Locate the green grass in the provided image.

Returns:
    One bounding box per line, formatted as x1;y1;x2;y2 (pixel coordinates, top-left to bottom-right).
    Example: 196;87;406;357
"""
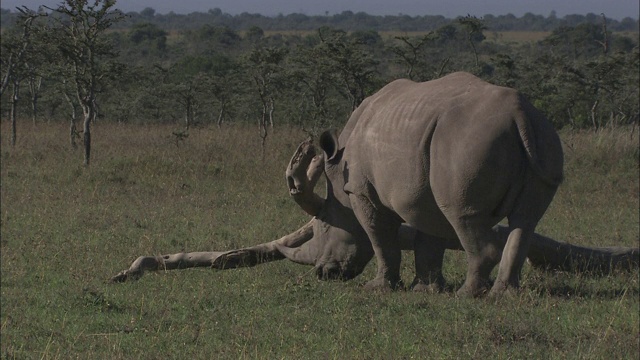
1;121;638;359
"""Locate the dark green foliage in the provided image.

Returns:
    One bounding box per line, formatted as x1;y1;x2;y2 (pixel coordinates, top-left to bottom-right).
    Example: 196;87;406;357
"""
129;22;167;45
543;23;607;59
2;7;638;32
1;7;638;131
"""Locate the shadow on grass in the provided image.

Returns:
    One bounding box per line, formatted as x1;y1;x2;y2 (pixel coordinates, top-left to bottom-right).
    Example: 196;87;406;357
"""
535;285;639;299
425;276;638;300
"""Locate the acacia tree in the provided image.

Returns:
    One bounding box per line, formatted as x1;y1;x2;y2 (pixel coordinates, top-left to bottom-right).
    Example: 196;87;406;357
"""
47;0;125;165
210;69;239;128
390;34;435;80
0;8;40;96
521;25;638;129
244;46;289;154
25;63;44;125
318;27;378;111
162;55;234;130
1;7;46;146
174;80;199;130
290;44;337;132
458;15;487;67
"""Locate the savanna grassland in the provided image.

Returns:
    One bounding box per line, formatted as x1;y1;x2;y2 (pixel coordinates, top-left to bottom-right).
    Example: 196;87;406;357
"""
1;121;638;359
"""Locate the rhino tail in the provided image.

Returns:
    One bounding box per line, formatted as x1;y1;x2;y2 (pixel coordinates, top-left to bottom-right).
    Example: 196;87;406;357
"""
513;96;564;187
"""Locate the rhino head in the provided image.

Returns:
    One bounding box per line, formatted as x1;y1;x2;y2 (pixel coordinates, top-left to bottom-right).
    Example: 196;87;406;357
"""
279;133;375;280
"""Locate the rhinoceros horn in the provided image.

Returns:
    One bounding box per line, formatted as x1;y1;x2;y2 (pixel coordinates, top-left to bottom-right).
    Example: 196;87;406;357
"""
286;138;325;217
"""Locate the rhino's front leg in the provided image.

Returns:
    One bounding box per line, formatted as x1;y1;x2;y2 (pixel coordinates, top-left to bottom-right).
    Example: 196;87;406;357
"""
349;193;404;291
111;220;315;282
110;252;228;282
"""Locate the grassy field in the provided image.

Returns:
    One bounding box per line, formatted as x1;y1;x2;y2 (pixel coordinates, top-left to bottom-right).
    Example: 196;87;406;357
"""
1;121;638;359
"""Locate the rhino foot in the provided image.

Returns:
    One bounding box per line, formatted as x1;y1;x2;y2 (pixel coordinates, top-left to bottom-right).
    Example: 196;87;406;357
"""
487;280;520;298
409;276;445;293
456;278;492;298
363;277;405;292
456;285;488;298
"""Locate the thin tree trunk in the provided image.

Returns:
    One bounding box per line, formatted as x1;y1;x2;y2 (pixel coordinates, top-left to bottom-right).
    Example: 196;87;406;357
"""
64;90;78;149
82;102;94;166
468;37;479;67
185;98;191;130
10;81;19;147
0;53;13;97
83;114;91;166
70;118;78;149
268;97;275;129
437;57;450;78
31;91;38;125
259;104;268;159
591;99;599;130
598;13;609;54
29;76;42;125
567;108;576;128
92;98;99;123
216;102;226;128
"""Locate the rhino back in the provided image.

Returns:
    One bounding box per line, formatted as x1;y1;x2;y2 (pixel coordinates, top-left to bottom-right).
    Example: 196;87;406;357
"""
341;72;555;235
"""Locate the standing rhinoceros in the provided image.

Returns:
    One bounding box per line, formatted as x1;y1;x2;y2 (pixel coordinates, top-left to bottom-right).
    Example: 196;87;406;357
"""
285;72;564;297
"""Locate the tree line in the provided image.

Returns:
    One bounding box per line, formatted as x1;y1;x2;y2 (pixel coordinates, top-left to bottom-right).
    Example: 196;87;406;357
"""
2;6;639;32
1;1;638;165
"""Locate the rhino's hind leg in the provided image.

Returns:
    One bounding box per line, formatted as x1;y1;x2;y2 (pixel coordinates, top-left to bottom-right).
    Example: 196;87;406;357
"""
411;232;447;293
452;222;502;297
490;227;534;295
491;177;559;296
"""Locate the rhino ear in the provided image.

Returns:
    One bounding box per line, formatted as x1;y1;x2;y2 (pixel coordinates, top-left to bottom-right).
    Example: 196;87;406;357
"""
319;129;340;162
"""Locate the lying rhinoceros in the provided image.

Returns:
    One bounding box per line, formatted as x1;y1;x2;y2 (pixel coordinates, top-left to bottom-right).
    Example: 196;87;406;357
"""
111;217;639;286
112;72;638;296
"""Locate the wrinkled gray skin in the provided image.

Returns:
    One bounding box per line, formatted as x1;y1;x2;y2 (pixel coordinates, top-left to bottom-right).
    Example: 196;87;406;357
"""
287;72;564;297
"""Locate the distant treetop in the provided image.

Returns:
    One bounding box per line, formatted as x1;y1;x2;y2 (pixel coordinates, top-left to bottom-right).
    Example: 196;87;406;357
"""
1;7;638;32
